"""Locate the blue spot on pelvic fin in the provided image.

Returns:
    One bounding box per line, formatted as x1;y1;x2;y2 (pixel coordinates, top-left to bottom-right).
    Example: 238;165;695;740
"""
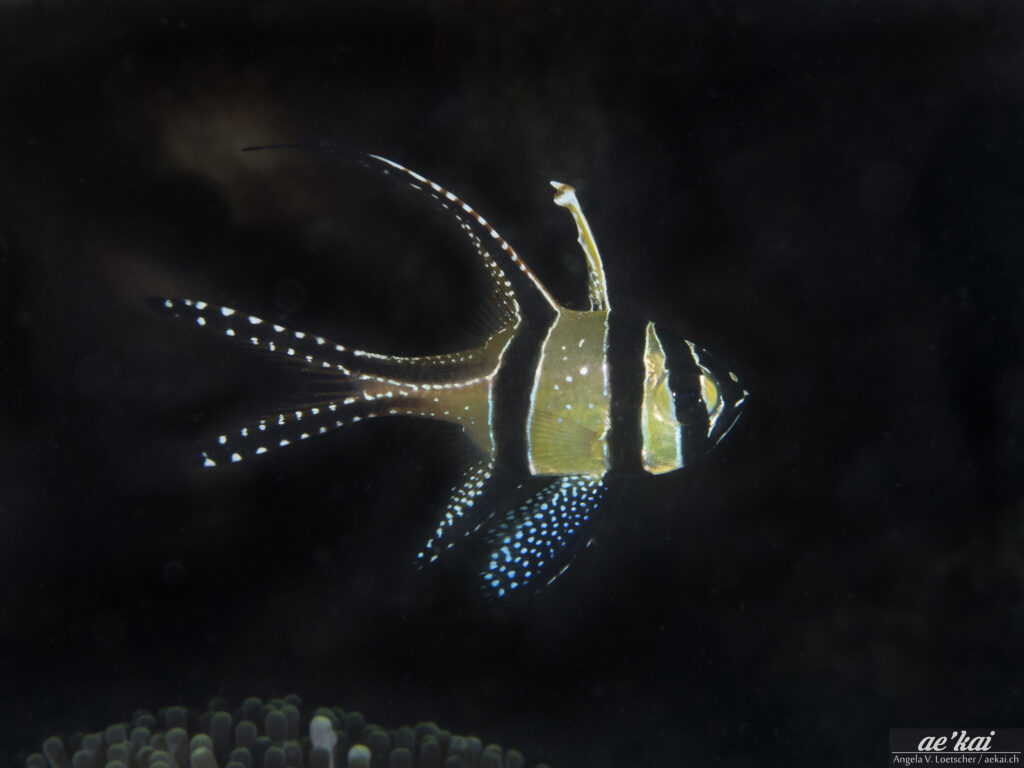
479;475;604;599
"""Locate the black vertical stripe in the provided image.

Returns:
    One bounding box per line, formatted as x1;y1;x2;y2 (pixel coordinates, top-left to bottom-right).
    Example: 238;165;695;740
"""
607;309;647;475
492;313;549;475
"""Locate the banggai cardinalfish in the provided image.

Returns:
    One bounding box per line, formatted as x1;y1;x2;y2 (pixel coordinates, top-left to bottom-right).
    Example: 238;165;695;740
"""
154;146;748;599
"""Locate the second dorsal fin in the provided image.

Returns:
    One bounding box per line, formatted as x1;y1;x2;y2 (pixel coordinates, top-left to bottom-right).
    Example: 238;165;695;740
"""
363;152;561;313
242;143;532;334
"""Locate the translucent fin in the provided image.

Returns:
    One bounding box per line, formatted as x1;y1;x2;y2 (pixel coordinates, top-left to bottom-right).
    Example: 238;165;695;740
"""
417;458;497;565
197;399;381;468
454;209;521;335
151;296;513;382
365;153;560;313
242;144;529;328
150;297;356;374
362;153;524;328
153;293;513;462
480;474;604;599
527;406;607;477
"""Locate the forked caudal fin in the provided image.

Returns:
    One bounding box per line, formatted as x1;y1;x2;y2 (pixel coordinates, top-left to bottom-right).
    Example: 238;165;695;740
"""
151;297;513;463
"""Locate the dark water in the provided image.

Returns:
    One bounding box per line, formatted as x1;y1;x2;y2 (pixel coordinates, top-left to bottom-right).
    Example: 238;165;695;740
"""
2;2;1023;766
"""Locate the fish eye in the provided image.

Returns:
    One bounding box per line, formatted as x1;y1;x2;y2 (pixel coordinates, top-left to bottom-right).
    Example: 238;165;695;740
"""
700;373;721;414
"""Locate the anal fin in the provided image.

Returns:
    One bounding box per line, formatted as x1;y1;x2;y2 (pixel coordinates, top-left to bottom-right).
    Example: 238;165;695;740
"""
418;458;499;565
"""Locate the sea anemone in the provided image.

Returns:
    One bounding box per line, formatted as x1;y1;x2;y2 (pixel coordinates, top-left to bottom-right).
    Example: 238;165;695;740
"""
25;695;549;768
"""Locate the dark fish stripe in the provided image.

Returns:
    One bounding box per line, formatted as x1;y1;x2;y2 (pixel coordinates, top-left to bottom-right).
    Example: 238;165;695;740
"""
607;309;647;474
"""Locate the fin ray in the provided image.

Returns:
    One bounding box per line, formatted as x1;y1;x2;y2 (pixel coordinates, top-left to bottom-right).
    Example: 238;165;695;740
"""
418;459;499;564
197;397;381;468
365;153;559;313
242;143;535;326
479;474;604;599
151;297;356;374
527;408;606;477
152;296;513;382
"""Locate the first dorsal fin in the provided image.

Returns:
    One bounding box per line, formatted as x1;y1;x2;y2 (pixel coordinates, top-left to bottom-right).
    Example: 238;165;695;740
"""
550;182;611;312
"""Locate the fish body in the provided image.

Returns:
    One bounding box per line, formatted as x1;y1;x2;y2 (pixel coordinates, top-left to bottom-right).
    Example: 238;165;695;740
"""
156;149;748;598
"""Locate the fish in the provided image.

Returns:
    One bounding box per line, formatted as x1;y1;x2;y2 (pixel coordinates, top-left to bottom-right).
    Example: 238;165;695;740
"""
153;147;748;598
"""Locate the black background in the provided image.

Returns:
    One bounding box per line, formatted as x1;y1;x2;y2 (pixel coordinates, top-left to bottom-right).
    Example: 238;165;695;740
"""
2;2;1023;767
